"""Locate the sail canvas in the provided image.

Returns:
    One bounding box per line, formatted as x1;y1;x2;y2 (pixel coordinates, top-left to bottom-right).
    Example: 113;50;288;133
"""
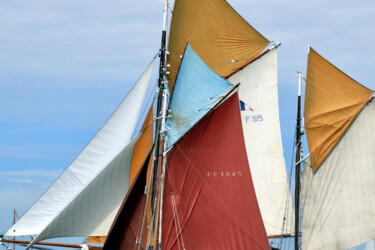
228;48;295;237
167;0;270;92
304;48;373;171
163;93;269;250
302;100;375;249
5;60;154;237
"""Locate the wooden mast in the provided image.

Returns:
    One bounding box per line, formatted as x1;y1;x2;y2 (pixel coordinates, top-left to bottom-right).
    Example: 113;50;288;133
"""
150;1;169;249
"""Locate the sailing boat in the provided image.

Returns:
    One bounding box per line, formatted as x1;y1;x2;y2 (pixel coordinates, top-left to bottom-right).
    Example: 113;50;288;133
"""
299;47;375;249
2;0;295;249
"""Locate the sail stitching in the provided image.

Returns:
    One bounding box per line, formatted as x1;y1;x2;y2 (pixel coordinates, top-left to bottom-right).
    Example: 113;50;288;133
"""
174;144;267;249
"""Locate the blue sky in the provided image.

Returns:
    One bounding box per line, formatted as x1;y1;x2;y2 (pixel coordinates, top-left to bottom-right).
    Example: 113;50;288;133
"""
1;0;374;249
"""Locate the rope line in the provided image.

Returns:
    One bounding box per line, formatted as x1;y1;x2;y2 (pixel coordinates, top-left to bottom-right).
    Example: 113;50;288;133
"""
171;193;186;250
171;194;181;250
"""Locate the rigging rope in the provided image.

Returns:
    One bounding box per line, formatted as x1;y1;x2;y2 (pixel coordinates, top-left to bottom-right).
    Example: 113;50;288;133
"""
171;192;186;250
171;194;181;250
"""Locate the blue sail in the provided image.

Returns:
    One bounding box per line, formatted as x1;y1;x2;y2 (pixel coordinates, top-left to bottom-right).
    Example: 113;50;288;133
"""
166;44;234;148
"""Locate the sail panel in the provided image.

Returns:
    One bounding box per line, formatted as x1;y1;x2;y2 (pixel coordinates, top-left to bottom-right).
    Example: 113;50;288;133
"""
166;44;233;148
86;106;154;244
26;134;143;248
5;60;155;237
102;154;149;250
304;48;373;171
167;0;270;92
129;107;154;186
302;100;375;250
227;49;295;236
86;236;106;244
163;93;269;249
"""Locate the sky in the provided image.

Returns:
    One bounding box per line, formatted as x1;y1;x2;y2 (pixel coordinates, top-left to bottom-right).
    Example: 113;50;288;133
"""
0;0;375;249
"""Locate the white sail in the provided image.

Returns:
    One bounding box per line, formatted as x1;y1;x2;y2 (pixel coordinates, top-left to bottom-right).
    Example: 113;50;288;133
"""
227;48;295;236
26;134;142;249
302;100;375;250
5;60;154;237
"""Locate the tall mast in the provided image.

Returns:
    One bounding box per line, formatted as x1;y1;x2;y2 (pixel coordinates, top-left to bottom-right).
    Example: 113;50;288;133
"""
294;72;303;250
150;0;169;249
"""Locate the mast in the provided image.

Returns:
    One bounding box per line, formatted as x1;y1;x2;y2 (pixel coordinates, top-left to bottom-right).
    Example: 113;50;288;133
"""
13;209;17;250
294;72;303;250
150;0;169;249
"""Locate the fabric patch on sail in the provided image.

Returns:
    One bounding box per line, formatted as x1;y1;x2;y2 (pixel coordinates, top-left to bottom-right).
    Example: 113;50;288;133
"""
5;59;155;237
26;133;142;249
167;0;270;92
304;48;373;171
166;44;233;148
227;48;295;236
301;100;375;250
163;93;269;250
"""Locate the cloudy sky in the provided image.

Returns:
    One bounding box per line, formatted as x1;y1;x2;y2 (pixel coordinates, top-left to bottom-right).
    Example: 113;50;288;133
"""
1;0;374;248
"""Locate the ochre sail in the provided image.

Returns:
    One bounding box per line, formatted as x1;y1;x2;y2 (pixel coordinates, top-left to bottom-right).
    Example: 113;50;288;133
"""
167;0;270;92
162;93;269;249
129;107;154;186
86;236;106;245
304;48;373;171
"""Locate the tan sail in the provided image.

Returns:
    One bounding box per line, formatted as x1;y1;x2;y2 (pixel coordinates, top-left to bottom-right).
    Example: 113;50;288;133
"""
167;0;269;92
86;236;106;244
304;47;373;171
129;107;154;186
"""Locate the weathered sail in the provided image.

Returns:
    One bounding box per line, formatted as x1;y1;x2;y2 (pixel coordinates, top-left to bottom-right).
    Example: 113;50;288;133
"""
5;60;154;237
26;133;143;249
227;48;295;236
166;44;233;148
302;100;375;250
167;0;270;92
162;93;270;249
304;48;373;171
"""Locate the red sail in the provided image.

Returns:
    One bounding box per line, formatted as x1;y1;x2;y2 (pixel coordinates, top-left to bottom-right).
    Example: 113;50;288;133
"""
103;154;150;250
162;93;269;249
